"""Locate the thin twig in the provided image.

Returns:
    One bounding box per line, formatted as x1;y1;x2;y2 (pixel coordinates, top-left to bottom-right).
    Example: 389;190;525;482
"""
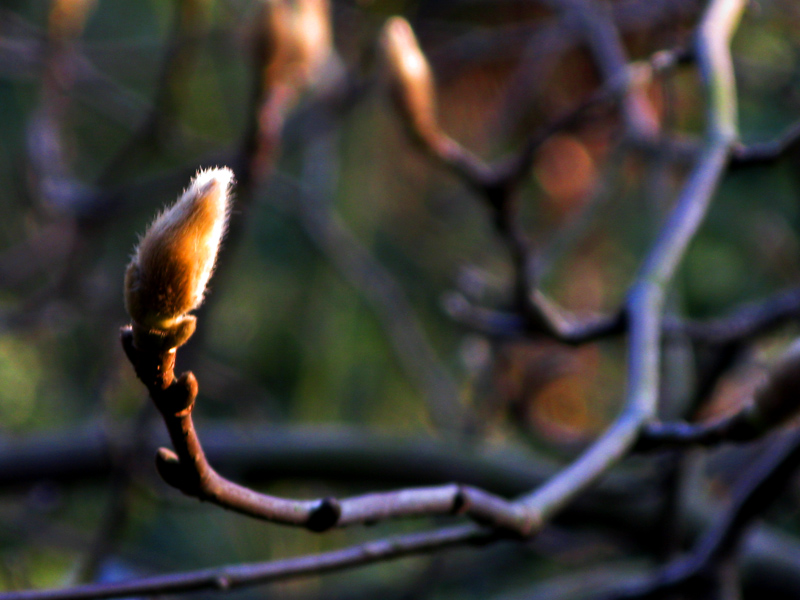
601;429;800;600
667;286;800;345
0;524;495;600
120;328;534;534
515;0;744;522
731;119;800;167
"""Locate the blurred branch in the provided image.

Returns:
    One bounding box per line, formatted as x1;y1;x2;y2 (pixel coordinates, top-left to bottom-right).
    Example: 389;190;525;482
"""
96;0;209;186
641;336;800;449
487;0;701;136
0;422;645;500
0;524;495;600
6;507;800;600
637;414;757;450
602;430;800;600
668;286;800;345
557;0;658;139
439;45;688;343
513;0;743;522
283;148;474;433
731;119;800;167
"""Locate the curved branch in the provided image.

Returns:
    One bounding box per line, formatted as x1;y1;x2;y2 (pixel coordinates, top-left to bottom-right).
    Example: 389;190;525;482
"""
515;0;744;521
602;429;800;600
121;328;534;535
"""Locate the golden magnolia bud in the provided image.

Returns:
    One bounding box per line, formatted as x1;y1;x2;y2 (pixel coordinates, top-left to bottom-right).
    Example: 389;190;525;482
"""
49;0;97;41
748;339;800;430
294;0;333;87
261;0;332;94
379;17;441;149
124;168;234;344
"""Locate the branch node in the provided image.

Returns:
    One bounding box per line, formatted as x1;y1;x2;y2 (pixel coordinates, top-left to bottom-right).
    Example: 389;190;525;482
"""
307;497;342;532
452;487;467;515
157;372;198;417
155;447;196;494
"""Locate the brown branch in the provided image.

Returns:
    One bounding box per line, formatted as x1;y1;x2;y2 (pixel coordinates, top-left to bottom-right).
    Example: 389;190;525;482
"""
431;46;688;344
120;327;535;535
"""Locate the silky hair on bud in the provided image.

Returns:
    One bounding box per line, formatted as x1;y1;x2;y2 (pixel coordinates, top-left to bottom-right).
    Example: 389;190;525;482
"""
125;167;234;332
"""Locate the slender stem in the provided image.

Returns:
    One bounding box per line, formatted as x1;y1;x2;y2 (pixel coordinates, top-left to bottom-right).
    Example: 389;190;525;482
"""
517;0;744;519
0;525;494;600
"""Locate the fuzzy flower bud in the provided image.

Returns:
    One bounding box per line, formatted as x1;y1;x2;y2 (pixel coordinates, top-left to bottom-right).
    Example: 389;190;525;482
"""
379;17;442;150
124;168;234;348
261;0;332;95
49;0;96;41
747;339;800;430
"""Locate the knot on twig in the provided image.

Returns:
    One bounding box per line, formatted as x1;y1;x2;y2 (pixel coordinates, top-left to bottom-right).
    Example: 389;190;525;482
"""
306;497;342;532
155;447;204;496
158;372;198;418
452;487;468;515
121;326;178;391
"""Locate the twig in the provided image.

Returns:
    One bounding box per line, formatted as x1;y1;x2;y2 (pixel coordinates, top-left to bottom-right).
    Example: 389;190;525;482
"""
514;0;744;522
0;524;495;600
486;0;701;137
438;45;688;344
601;429;800;600
120;328;535;534
731;119;800;167
445;292;625;344
668;286;800;345
291;129;473;434
637;414;758;450
567;0;658;139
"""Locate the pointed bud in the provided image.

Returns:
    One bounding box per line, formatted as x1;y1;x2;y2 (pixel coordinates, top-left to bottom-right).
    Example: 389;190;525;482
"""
379;17;442;150
747;339;800;431
261;0;332;95
124;168;234;348
294;0;333;88
261;0;296;92
49;0;97;41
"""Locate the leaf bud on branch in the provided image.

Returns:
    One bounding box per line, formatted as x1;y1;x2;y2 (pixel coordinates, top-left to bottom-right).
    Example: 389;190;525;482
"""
379;17;448;153
261;0;333;96
48;0;96;42
124;167;234;351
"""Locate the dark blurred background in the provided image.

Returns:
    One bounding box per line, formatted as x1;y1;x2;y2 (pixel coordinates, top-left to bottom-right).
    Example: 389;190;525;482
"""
1;0;800;598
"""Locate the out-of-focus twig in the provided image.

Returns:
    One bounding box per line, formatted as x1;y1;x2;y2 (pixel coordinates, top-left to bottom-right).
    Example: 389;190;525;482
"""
0;524;495;600
667;286;800;345
513;0;744;523
288;132;474;433
601;430;800;600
